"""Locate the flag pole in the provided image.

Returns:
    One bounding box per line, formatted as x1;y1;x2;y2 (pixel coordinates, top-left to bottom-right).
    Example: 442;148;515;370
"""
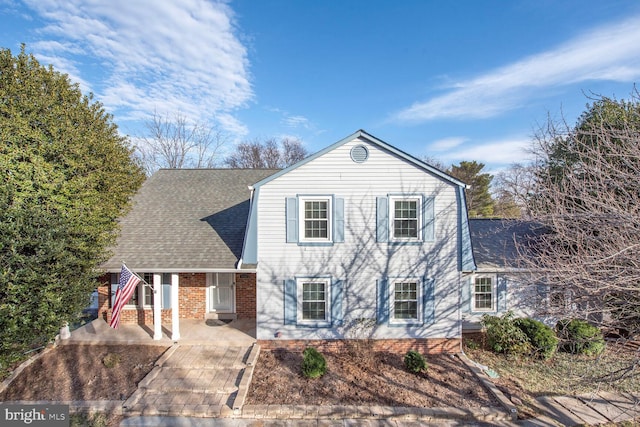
122;262;162;340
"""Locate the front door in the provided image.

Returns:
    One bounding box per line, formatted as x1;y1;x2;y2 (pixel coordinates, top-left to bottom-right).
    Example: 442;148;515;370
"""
209;273;235;313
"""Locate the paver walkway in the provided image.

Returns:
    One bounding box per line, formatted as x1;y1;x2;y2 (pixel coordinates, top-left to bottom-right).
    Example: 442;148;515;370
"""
124;344;253;417
533;392;639;426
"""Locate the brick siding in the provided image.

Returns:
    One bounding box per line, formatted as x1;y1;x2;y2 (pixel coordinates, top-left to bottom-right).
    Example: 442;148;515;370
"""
257;338;462;354
235;272;256;319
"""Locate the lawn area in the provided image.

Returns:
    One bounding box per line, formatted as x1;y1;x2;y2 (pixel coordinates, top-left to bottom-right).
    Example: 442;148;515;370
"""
463;334;639;418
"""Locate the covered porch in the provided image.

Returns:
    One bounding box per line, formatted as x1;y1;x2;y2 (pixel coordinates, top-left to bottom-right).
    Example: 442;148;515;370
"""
64;317;256;346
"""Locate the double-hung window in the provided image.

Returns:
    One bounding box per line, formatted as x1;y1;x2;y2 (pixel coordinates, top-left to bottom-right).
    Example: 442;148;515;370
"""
389;196;422;241
391;279;421;323
297;278;330;325
377;195;434;243
299;196;332;242
110;273;139;308
473;275;495;311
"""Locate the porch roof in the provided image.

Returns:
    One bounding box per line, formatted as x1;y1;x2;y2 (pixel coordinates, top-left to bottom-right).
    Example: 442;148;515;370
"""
103;168;279;272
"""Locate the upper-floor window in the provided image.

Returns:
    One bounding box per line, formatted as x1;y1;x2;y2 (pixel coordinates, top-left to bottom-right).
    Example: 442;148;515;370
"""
392;197;420;240
299;196;332;242
473;275;495;311
286;196;344;245
377;195;434;243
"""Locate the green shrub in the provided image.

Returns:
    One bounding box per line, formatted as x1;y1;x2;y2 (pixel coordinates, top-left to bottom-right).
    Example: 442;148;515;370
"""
404;350;428;373
102;353;121;368
482;312;531;356
513;318;558;359
301;347;327;379
556;319;605;356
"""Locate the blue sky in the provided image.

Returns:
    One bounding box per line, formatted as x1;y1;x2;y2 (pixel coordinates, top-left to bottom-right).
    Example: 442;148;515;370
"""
2;0;640;172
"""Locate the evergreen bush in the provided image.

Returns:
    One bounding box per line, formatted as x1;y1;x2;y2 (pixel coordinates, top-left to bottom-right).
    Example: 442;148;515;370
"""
404;350;428;373
556;319;605;356
301;347;327;379
513;317;558;359
482;312;531;356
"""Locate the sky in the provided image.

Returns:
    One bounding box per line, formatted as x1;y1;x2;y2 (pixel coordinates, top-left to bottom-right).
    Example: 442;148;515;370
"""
1;0;640;173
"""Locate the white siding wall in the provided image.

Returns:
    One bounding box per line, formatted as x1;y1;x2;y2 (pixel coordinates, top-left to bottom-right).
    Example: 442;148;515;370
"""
461;273;545;331
256;137;462;340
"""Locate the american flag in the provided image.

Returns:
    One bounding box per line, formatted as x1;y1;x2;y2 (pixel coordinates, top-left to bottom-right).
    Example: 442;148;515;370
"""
109;264;141;329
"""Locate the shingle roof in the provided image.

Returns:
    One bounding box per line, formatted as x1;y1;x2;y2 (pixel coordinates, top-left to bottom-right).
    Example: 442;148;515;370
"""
103;168;279;271
469;219;541;269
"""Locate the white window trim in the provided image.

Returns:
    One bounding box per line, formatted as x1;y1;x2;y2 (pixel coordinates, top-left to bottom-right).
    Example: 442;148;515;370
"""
298;196;333;243
296;277;331;326
389;195;423;242
112;272;167;310
472;274;497;312
389;278;422;324
141;273;155;308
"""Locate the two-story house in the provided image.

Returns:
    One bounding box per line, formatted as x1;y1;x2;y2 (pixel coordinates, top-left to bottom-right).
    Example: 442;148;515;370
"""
98;130;478;352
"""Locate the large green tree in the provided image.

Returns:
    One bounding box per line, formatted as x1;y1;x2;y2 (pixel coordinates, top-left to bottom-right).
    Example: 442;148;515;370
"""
448;161;495;217
0;46;144;369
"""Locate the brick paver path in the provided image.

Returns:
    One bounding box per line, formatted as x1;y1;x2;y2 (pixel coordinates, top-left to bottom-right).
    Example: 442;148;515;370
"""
124;345;251;417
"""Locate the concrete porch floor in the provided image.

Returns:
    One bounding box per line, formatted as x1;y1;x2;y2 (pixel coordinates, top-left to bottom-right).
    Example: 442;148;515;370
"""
63;318;256;346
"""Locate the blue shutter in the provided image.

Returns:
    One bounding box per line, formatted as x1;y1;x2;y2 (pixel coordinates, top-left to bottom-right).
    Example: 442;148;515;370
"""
461;276;472;313
423;278;435;325
376;279;389;324
161;273;171;309
286;198;298;243
334;198;344;243
284;279;297;325
331;279;344;326
376;197;388;242
162;284;171;309
423;196;435;241
497;275;507;312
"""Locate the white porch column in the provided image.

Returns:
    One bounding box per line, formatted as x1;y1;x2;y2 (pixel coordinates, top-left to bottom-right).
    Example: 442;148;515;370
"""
153;273;162;340
171;273;180;341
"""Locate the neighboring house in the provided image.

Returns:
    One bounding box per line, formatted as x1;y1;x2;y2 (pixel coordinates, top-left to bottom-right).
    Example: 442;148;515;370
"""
98;130;479;352
462;219;545;331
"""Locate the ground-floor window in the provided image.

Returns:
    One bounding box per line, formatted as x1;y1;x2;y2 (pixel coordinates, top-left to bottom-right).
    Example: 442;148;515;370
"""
296;278;331;325
473;275;495;311
390;279;421;323
110;272;172;309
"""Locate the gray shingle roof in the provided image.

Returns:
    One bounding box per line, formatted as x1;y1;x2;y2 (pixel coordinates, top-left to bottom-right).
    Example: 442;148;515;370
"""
469;219;541;269
103;169;279;271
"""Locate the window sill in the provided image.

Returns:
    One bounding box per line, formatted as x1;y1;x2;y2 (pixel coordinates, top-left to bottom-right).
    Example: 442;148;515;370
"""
296;241;334;247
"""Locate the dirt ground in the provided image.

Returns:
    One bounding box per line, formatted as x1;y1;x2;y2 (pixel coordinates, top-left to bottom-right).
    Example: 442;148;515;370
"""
246;349;500;408
2;342;500;427
1;344;168;401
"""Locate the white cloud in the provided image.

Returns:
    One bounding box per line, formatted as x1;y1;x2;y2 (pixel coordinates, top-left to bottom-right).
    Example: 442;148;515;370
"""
437;137;531;167
24;0;252;136
394;15;640;122
283;115;310;129
428;137;467;151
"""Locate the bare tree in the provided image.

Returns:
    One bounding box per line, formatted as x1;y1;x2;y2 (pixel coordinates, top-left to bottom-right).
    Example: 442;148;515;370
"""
136;112;227;174
519;93;640;337
225;137;308;169
492;162;538;218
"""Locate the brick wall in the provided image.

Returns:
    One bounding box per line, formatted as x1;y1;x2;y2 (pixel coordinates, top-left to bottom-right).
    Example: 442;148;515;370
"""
235;272;256;319
257;338;462;354
178;273;206;319
97;272;207;325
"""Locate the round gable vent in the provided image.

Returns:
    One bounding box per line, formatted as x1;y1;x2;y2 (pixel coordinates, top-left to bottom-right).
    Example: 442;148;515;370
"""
350;145;369;163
